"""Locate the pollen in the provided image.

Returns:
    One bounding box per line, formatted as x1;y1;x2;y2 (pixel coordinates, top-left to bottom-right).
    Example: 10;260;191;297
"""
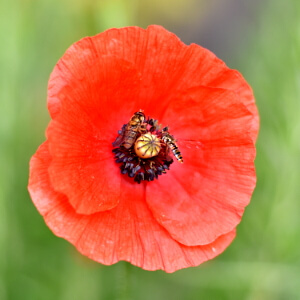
134;133;161;158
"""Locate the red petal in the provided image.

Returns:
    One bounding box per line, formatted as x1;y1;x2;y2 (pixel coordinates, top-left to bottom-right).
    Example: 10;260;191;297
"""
156;41;258;141
161;86;255;141
46;111;123;214
47;26;188;120
46;45;151;214
28;142;236;273
146;87;256;246
48;40;143;122
48;25;257;140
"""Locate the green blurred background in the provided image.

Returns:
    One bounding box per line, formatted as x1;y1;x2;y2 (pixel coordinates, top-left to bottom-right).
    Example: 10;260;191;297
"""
1;0;300;299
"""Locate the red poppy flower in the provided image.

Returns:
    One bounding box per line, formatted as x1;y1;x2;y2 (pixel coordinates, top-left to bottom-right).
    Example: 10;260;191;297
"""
28;25;258;272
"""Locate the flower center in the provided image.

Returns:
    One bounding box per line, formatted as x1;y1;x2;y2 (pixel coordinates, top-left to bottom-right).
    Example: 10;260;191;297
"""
112;110;183;183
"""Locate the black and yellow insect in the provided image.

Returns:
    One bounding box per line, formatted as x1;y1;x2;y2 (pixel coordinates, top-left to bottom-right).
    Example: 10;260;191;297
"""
113;110;146;149
161;127;183;163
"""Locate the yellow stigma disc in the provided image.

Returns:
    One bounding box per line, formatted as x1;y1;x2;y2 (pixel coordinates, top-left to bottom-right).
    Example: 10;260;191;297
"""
134;133;161;159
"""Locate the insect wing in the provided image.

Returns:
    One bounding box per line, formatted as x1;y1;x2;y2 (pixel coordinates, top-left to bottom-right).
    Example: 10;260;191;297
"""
112;124;126;147
163;143;173;162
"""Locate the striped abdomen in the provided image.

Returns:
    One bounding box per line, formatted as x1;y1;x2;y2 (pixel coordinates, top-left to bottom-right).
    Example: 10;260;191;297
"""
123;111;145;149
162;135;183;163
123;124;140;149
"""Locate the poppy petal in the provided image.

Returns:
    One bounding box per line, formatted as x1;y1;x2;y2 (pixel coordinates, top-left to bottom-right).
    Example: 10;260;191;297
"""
28;142;236;273
47;26;257;143
47;25;188;120
46;108;123;215
161;86;255;141
47;39;144;123
46;46;152;215
146;87;256;246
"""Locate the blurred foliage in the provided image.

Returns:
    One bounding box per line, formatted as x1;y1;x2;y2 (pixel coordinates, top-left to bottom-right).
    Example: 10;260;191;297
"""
1;0;300;299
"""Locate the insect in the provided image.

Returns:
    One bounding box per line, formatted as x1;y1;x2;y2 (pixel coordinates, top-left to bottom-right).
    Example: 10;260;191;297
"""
113;110;146;149
161;127;183;163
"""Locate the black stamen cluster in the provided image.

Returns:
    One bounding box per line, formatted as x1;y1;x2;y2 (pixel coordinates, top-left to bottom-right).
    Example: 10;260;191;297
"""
112;118;173;183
